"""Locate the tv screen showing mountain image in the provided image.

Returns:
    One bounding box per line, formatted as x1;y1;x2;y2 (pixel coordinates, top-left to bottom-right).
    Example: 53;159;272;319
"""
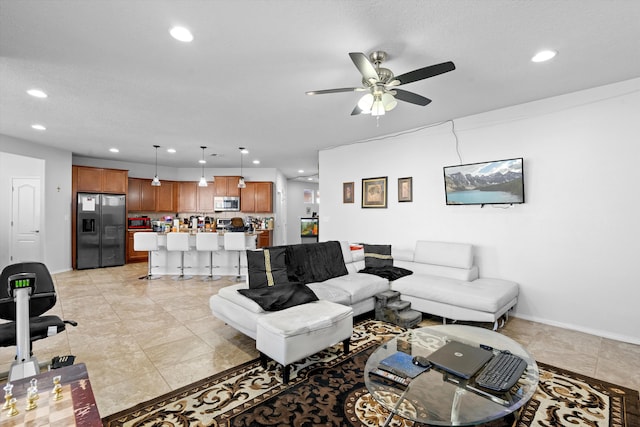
443;158;525;205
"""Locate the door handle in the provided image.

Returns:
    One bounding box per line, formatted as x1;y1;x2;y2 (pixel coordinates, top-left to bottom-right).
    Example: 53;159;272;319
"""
32;230;40;233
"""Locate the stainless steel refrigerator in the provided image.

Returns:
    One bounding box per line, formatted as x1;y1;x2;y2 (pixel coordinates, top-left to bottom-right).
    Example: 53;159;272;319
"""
76;193;126;269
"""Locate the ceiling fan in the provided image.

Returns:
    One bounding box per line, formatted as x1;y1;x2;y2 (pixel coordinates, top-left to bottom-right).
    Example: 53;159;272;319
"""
306;51;455;116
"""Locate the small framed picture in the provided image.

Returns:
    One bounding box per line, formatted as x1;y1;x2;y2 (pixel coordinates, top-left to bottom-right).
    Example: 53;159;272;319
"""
343;182;354;203
362;177;387;208
398;177;413;202
303;189;314;203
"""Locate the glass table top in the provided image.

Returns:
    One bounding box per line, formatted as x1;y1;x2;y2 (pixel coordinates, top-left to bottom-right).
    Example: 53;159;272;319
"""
364;325;539;426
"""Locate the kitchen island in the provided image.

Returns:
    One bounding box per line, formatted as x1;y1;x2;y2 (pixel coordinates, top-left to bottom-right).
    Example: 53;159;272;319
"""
135;231;258;277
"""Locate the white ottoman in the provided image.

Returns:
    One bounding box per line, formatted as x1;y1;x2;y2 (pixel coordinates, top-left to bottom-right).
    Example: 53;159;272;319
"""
256;300;353;383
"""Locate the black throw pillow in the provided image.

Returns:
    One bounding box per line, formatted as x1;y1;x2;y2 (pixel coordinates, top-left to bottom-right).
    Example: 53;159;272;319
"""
246;247;289;289
238;283;318;311
364;244;393;268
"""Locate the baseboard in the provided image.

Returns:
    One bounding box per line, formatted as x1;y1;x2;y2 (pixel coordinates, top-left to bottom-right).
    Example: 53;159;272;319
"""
512;313;640;346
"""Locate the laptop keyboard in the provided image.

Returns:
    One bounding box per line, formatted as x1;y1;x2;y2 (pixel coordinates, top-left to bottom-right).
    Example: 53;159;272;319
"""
475;351;527;392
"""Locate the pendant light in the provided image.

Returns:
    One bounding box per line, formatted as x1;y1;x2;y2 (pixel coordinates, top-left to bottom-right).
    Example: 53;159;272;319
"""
151;145;161;186
237;146;246;189
198;146;208;187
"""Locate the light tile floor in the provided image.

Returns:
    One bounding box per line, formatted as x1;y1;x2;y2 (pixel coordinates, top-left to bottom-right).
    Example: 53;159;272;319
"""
0;263;638;417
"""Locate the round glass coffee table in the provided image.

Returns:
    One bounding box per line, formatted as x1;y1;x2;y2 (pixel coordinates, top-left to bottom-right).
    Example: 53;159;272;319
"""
364;325;539;426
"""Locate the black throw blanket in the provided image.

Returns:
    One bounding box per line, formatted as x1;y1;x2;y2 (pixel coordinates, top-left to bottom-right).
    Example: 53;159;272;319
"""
359;266;413;281
286;241;348;284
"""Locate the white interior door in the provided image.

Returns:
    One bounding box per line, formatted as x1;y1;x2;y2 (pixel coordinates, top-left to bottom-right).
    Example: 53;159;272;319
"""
11;178;42;263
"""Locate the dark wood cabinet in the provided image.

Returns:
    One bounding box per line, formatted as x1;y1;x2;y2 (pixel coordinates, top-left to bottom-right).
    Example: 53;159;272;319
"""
178;181;198;212
256;230;272;248
213;176;241;197
241;181;273;213
127;230;150;263
197;184;215;212
102;169;128;193
75;166;127;193
128;178;176;213
156;181;177;212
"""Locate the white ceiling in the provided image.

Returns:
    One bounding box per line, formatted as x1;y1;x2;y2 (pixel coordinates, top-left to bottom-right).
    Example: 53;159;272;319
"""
1;1;639;180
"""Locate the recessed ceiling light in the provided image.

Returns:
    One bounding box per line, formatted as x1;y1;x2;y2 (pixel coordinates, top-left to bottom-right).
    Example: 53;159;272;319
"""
109;148;119;153
27;89;47;98
31;124;46;130
167;148;176;153
298;169;304;173
169;26;193;42
531;50;557;63
253;160;260;164
307;177;313;181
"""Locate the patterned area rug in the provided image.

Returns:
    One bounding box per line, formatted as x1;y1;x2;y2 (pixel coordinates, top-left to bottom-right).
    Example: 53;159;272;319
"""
102;320;639;427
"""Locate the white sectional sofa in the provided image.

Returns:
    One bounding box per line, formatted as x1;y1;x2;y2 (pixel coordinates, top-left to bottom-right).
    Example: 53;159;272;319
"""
209;241;388;339
209;240;519;338
391;241;519;329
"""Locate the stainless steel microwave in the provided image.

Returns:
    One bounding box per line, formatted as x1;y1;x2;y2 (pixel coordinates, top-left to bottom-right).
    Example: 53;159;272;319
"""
214;196;240;211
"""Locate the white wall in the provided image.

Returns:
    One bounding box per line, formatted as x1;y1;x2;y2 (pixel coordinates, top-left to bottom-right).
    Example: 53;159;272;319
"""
1;135;72;274
319;78;640;344
286;181;319;244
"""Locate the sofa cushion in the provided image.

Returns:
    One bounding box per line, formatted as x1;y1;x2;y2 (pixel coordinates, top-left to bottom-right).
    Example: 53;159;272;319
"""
320;273;389;304
413;241;474;269
247;247;290;288
238;283;318;311
364;244;393;268
286;241;348;284
217;283;265;314
306;283;351;305
391;275;518;313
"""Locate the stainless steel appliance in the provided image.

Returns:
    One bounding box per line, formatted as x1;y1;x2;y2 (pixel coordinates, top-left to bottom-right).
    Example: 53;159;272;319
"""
77;193;126;269
214;196;240;211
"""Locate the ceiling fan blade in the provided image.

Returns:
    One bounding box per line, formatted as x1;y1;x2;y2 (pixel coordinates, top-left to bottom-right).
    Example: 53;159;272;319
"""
306;87;364;95
393;89;432;106
349;52;379;82
394;61;455;85
351;104;365;116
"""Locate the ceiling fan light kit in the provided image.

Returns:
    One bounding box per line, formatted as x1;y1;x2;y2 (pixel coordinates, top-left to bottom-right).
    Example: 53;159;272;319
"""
306;50;455;118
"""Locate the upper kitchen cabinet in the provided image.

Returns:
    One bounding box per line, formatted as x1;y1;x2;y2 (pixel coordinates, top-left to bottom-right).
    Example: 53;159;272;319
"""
128;178;176;212
155;181;177;212
241;181;273;213
197;184;215;212
128;177;155;211
177;181;198;212
213;176;241;197
74;166;127;193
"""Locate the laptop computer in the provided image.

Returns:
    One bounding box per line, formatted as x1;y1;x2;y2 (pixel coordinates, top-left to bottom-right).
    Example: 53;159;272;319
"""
427;340;493;379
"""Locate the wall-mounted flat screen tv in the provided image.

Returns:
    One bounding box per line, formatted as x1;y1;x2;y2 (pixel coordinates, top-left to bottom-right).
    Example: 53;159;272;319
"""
443;158;525;205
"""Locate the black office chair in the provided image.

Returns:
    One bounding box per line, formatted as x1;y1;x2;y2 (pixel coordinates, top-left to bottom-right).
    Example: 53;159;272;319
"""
0;262;77;379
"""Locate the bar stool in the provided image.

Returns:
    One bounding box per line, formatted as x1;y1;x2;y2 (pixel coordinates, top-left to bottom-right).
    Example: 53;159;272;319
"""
133;232;160;280
224;232;248;281
196;233;221;281
166;232;192;281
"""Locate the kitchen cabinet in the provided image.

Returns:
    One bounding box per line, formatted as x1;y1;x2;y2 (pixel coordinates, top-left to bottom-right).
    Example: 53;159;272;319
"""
241;181;273;213
256;230;272;248
197;184;215;212
128;178;176;212
74;166;127;193
127;230;149;263
178;181;198;212
156;181;177;212
213;176;241;197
